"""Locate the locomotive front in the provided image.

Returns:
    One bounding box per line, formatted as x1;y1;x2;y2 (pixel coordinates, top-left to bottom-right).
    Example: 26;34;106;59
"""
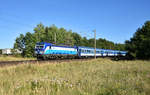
35;42;46;59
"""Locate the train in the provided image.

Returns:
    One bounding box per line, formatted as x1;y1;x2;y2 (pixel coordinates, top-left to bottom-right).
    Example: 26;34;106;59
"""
35;42;127;60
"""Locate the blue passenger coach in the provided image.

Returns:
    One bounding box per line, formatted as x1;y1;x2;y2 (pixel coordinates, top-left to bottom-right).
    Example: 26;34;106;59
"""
77;46;127;58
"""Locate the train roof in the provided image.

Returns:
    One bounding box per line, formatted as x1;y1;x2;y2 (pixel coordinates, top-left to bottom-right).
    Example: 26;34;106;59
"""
36;42;53;45
36;42;77;48
36;42;127;53
78;46;127;53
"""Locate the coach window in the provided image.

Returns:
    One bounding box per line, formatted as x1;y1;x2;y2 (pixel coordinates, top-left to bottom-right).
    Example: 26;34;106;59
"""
106;51;108;54
96;51;99;53
87;50;89;53
85;50;87;53
86;50;88;53
89;50;91;53
83;50;86;53
81;50;84;53
92;50;94;53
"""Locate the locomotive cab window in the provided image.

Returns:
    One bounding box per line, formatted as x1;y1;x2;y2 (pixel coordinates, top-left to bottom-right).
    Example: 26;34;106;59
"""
48;46;51;49
36;45;44;49
47;46;51;49
40;46;44;49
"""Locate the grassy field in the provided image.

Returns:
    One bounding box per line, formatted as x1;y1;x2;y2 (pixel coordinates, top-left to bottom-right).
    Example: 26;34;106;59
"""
0;56;35;61
0;58;150;95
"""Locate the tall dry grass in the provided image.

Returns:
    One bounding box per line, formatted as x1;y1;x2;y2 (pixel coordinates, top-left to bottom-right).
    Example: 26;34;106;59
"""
0;58;150;95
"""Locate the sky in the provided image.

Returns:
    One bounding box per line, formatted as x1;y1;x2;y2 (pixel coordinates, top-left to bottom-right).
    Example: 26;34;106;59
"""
0;0;150;49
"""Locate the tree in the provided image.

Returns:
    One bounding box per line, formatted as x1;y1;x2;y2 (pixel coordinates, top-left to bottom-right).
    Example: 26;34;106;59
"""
34;23;45;42
24;32;36;57
114;43;125;51
57;27;67;44
64;30;74;46
81;37;89;46
14;34;25;56
72;32;82;46
125;21;150;59
14;23;127;57
13;32;36;57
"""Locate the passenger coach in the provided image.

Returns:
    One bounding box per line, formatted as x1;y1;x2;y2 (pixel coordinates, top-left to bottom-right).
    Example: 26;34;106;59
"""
77;46;126;58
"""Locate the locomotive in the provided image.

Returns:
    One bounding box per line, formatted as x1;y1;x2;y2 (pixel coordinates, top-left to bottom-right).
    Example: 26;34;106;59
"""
35;42;127;60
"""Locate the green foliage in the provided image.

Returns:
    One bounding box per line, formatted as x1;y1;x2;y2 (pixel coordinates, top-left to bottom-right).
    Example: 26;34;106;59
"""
84;38;125;50
11;49;21;57
14;23;125;57
114;43;125;51
125;21;150;59
24;32;36;57
72;32;82;46
14;34;25;56
96;38;115;50
81;37;89;46
34;23;45;42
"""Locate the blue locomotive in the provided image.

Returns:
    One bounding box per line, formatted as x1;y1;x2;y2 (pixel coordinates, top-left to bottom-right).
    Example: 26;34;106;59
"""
35;42;127;60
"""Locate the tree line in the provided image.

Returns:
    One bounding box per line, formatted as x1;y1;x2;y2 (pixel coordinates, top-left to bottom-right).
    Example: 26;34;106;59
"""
125;21;150;59
13;23;125;57
13;21;150;59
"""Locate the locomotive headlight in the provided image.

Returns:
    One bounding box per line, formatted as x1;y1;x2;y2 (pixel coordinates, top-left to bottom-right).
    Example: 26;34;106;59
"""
35;51;38;54
40;51;44;54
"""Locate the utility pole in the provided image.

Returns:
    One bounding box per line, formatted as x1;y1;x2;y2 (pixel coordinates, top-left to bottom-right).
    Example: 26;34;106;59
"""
54;33;56;44
93;30;96;59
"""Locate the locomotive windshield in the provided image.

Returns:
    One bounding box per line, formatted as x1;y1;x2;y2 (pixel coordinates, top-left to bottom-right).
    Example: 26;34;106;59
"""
36;45;44;49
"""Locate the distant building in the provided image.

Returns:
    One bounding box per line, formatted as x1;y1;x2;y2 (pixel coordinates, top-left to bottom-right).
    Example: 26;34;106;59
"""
2;48;22;55
12;49;22;54
2;48;12;55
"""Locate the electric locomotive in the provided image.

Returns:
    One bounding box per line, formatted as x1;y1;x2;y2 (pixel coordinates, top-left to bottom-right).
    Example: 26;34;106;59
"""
35;42;78;60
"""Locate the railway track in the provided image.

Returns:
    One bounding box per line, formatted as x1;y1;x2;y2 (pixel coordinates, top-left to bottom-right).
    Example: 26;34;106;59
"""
0;58;92;67
0;60;37;67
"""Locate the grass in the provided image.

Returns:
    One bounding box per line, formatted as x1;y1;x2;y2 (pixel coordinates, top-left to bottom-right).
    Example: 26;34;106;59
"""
0;58;150;95
0;56;35;61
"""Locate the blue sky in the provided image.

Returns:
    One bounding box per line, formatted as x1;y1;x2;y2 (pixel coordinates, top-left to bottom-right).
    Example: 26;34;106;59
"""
0;0;150;49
